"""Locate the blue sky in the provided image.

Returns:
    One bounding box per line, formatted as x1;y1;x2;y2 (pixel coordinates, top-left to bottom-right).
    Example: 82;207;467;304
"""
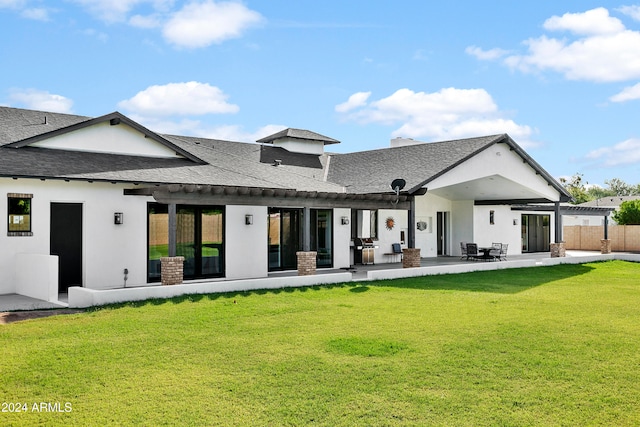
2;1;640;187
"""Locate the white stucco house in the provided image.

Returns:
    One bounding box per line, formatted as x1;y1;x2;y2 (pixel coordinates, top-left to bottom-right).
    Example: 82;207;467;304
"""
1;106;575;303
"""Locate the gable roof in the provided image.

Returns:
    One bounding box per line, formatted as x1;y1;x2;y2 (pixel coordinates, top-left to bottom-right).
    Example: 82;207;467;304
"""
0;107;205;164
257;128;340;145
326;134;572;201
0;107;570;202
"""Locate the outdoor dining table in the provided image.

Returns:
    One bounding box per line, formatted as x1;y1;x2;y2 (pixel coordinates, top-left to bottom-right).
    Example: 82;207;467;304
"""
478;247;496;261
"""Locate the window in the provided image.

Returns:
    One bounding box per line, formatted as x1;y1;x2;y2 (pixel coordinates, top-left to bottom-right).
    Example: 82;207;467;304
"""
8;193;33;236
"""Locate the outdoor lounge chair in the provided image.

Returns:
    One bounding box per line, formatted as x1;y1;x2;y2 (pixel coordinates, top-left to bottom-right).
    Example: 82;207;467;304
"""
460;242;468;259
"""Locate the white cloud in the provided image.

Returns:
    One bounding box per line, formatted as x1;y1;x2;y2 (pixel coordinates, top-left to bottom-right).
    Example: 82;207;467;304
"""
585;138;640;167
473;7;640;83
162;1;263;49
610;83;640;102
131;115;284;143
0;0;26;8
543;7;624;35
465;46;509;61
21;8;50;21
118;81;239;116
70;0;174;23
129;13;161;28
336;87;535;145
204;123;286;142
618;5;640;21
335;92;371;113
8;88;74;113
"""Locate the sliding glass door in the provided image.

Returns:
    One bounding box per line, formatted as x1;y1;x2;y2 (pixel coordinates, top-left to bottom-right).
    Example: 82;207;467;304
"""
268;208;301;270
148;203;224;282
311;209;332;268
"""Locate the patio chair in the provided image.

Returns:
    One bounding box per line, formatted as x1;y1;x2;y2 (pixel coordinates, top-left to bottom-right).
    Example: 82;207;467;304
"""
499;243;508;261
466;243;480;261
384;243;403;262
460;242;468;259
488;244;501;261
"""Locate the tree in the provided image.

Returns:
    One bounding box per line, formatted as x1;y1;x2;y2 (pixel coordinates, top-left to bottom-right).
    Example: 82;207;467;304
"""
560;173;590;204
612;200;640;225
604;178;640;196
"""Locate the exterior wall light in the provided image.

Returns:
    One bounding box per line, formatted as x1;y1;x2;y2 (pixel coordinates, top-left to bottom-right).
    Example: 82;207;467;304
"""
245;214;253;225
341;216;350;225
114;212;124;225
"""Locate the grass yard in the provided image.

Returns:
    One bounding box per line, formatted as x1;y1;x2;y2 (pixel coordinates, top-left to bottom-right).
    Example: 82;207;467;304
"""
2;260;640;426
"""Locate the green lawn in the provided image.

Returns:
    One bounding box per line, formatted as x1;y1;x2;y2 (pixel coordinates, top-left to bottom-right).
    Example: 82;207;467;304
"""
2;261;640;426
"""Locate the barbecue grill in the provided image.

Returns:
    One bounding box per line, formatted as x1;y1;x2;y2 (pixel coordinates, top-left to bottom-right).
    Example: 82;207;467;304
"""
353;237;378;265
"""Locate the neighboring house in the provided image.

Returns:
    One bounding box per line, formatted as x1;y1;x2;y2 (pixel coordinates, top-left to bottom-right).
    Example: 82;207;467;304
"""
1;106;573;301
564;196;640;226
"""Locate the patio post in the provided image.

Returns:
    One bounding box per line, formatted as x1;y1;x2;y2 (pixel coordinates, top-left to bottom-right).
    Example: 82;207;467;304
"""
408;197;416;249
554;201;563;243
161;203;184;285
168;203;177;257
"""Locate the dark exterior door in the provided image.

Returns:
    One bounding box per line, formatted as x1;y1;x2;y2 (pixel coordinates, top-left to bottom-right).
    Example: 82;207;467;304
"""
50;203;83;293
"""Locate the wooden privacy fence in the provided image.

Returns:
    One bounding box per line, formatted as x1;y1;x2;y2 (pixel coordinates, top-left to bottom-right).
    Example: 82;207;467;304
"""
564;225;640;252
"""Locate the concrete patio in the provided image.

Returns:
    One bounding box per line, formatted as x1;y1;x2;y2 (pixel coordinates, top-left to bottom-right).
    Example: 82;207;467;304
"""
2;250;638;312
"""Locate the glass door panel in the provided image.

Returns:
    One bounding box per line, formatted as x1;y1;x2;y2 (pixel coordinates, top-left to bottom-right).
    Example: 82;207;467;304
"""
148;204;169;281
148;204;224;281
177;207;196;277
312;209;332;268
268;211;281;269
268;208;301;270
201;208;223;276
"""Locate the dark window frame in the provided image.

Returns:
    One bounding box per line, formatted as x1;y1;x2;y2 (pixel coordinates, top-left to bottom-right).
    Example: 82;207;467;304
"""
7;193;33;236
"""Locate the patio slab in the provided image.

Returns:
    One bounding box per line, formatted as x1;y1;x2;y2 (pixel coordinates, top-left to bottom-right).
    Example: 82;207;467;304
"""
0;294;68;312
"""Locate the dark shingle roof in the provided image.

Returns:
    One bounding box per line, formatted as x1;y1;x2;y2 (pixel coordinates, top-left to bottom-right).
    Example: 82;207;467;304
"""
257;128;340;145
327;135;505;194
0;107;90;146
0;107;343;192
579;196;640;208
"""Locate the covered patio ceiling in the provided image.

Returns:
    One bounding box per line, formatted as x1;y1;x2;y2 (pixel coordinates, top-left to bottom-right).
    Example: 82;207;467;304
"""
427;175;563;203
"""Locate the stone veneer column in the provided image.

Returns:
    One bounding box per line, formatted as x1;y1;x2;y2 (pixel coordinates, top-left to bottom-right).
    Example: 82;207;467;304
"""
550;242;566;258
600;239;612;254
297;251;317;276
402;248;421;268
161;256;185;285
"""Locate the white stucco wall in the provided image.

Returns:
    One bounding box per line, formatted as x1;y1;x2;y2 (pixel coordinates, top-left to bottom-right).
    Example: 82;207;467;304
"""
225;205;268;280
374;208;407;263
31;121;182;159
332;208;351;269
0;179;152;294
473;205;523;256
451;200;474;256
414;193;453;258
